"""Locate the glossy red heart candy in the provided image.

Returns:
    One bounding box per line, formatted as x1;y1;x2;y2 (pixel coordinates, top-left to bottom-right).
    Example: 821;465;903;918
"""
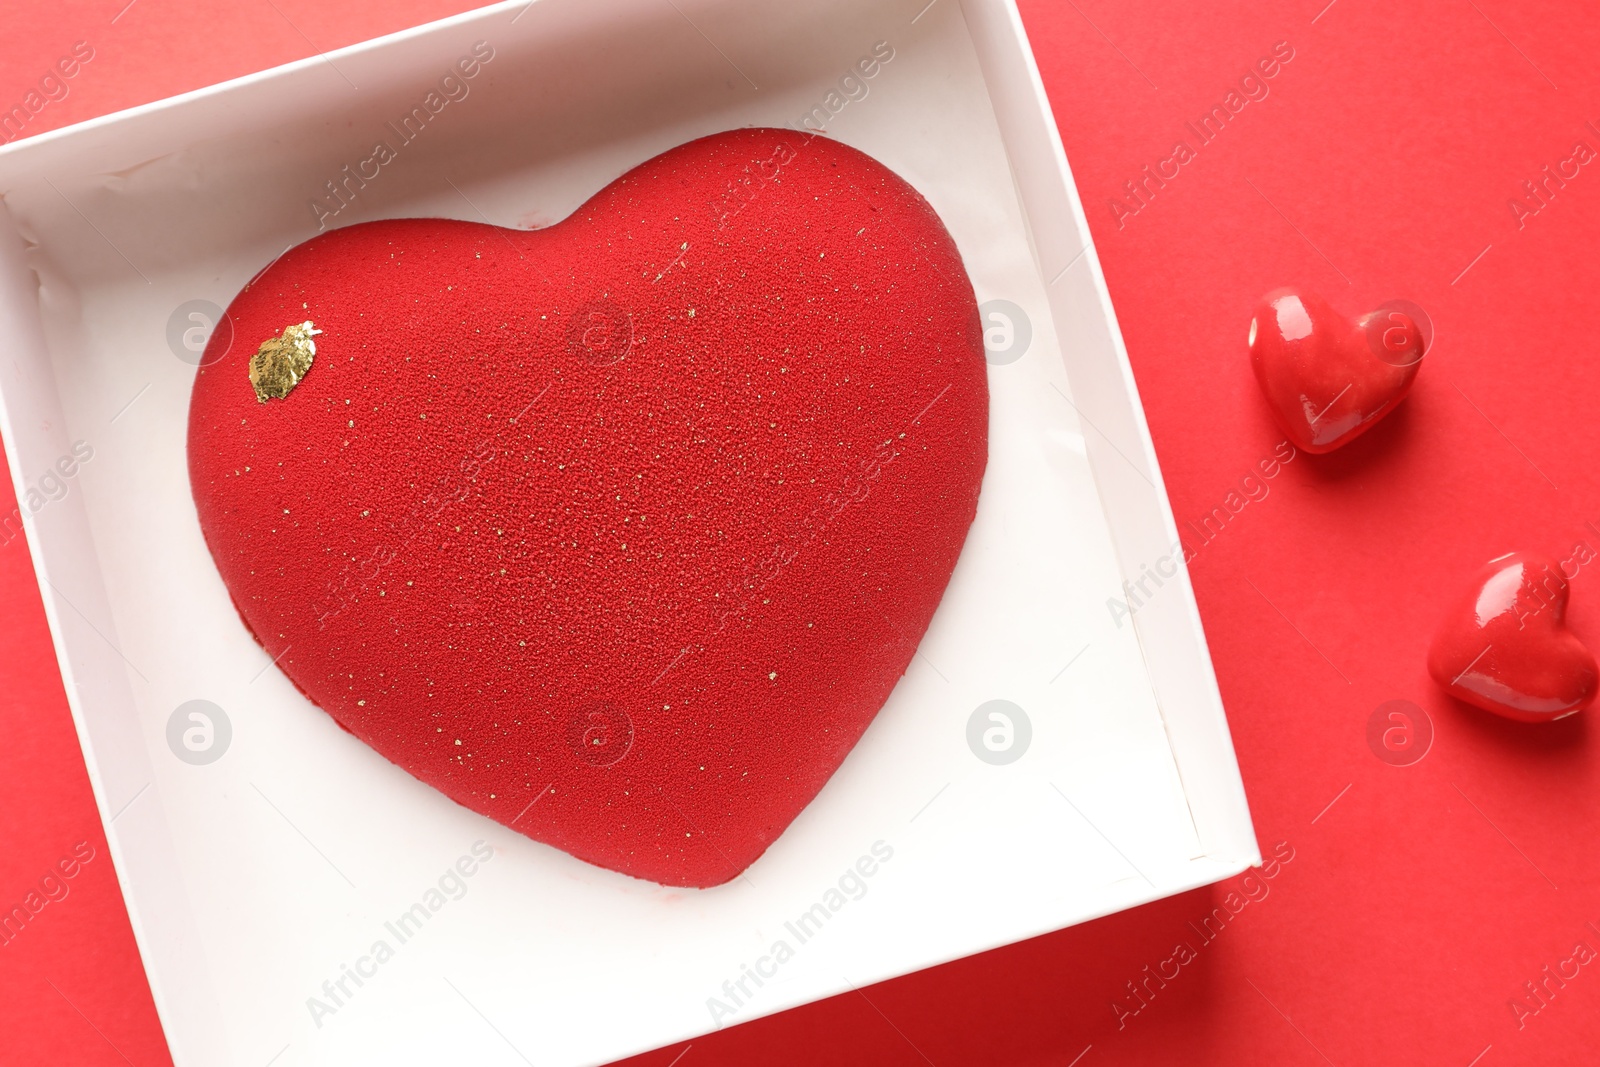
187;129;989;887
1427;551;1598;722
1248;288;1423;453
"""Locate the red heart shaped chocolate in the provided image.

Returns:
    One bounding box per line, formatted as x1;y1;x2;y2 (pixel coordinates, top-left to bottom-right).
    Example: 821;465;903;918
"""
187;129;988;886
1427;551;1598;722
1248;288;1423;453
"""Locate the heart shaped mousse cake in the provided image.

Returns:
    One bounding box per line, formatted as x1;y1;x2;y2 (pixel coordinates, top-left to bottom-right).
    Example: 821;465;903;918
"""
188;128;988;887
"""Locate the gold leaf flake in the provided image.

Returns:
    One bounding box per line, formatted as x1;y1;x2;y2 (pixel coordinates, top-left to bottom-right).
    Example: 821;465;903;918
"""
249;321;321;403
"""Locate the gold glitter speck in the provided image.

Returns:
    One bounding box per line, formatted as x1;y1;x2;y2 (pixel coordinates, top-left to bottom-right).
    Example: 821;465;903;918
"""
249;321;321;403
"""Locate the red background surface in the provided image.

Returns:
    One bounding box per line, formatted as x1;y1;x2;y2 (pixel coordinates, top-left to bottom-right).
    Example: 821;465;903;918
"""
5;0;1600;1064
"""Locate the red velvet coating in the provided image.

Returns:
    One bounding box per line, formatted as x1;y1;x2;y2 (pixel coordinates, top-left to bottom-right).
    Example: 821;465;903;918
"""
187;128;988;887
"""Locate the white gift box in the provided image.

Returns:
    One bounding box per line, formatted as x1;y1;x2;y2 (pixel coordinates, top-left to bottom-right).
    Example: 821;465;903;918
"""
0;0;1257;1064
